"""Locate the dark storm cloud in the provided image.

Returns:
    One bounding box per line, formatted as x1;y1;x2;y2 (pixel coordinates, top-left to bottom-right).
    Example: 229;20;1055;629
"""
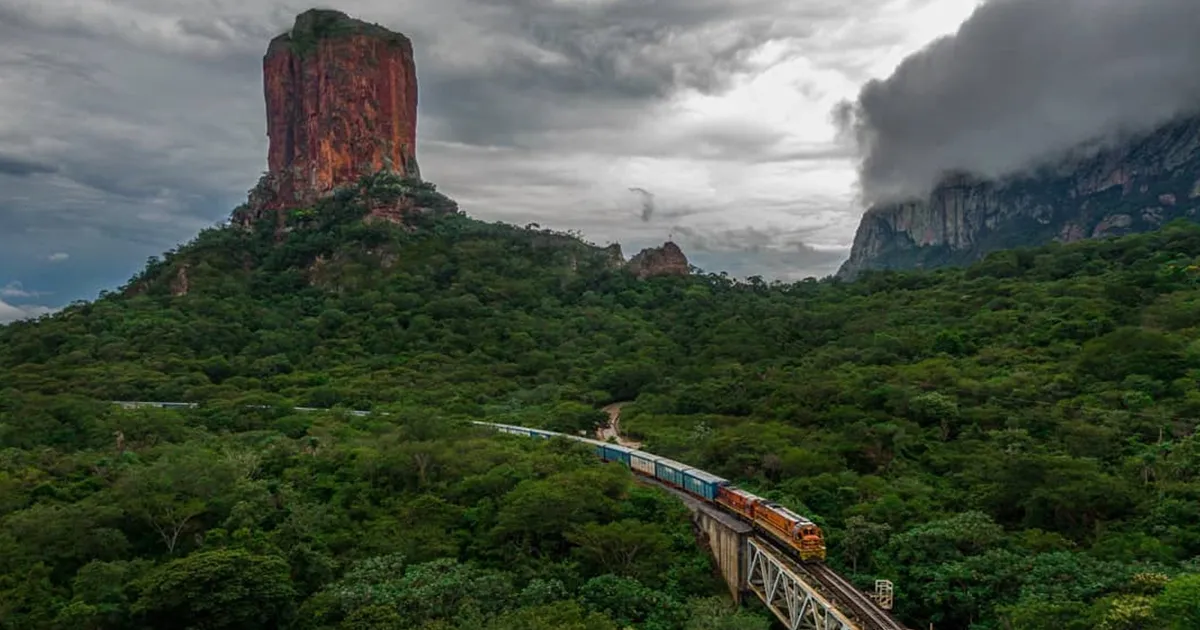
629;188;656;222
417;1;760;147
617;189;717;226
0;49;97;84
838;0;1200;203
0;0;918;313
0;1;271;302
413;0;894;148
0;154;56;177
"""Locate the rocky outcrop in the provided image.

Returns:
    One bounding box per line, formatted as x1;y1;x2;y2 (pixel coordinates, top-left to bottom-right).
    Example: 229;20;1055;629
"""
169;265;190;297
839;114;1200;278
602;244;625;269
627;242;690;279
234;9;419;226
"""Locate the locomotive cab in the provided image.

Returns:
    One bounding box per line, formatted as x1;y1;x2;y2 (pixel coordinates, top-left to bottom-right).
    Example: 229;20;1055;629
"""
751;501;828;563
793;522;826;562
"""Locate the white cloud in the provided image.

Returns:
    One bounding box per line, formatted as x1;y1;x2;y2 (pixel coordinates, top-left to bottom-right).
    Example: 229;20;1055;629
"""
0;297;56;323
1;281;40;298
48;252;69;262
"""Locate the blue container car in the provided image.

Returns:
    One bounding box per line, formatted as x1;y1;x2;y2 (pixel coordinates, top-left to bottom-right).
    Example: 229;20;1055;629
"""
654;458;688;487
601;443;633;466
681;468;727;501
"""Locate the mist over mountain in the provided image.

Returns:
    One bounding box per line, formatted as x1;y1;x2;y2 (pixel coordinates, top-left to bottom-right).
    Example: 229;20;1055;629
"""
837;0;1200;205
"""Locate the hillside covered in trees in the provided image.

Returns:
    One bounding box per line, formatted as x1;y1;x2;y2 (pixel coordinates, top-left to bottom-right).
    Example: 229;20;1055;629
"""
4;172;1200;629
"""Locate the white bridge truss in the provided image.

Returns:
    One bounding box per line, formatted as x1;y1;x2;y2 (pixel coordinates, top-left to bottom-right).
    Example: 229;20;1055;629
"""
873;580;894;611
745;538;860;630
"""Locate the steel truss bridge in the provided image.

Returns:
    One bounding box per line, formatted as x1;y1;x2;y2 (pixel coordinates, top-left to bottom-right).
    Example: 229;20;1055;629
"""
746;537;903;630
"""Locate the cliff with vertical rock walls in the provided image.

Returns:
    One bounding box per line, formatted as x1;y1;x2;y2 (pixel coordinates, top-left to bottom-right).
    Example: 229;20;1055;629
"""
839;114;1200;279
234;9;420;226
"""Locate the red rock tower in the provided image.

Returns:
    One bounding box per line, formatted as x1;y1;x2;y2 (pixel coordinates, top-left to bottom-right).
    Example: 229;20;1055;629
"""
241;9;419;222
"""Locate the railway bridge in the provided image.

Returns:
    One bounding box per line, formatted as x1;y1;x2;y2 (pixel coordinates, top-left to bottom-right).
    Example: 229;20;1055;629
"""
110;401;908;630
641;477;905;630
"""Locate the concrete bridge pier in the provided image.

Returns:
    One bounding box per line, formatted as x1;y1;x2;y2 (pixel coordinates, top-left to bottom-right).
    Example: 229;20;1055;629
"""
636;478;752;602
692;505;753;602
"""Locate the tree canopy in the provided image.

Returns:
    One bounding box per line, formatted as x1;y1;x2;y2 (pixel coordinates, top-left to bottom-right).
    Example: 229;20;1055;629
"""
5;172;1200;628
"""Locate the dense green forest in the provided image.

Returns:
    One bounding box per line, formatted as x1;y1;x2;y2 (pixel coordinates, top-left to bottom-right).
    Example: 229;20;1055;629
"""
4;171;1200;629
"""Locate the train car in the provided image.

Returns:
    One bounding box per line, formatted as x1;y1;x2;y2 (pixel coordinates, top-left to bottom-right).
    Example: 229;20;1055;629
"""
493;423;538;437
654;457;689;487
715;485;761;521
629;449;660;477
752;501;827;562
681;467;727;501
600;442;634;467
480;423;562;441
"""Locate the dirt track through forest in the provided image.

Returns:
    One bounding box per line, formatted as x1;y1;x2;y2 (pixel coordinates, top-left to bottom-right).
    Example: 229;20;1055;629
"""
597;402;642;448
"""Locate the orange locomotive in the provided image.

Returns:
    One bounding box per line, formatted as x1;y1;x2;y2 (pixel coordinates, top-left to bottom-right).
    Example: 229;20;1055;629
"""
716;486;826;562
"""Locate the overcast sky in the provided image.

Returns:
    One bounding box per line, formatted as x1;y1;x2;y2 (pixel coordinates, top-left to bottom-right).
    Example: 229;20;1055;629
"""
840;0;1200;204
0;0;988;320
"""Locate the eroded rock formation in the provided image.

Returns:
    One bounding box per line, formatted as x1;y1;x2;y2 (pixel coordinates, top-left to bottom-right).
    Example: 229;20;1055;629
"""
235;9;419;225
627;242;690;279
839;115;1200;279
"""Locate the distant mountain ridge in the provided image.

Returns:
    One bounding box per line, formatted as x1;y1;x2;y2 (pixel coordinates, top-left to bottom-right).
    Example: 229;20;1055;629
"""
838;113;1200;278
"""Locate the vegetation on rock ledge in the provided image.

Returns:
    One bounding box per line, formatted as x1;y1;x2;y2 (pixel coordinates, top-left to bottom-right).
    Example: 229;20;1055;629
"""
280;9;412;58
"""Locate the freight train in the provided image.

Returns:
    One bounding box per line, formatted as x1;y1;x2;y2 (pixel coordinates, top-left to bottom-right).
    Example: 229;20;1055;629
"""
474;421;827;563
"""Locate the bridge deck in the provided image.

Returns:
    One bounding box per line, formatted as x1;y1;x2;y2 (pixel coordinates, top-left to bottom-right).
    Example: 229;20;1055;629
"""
634;475;752;533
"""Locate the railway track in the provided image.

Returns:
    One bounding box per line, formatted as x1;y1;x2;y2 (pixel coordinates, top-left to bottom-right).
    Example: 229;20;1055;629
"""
757;535;908;630
640;472;908;630
807;563;906;630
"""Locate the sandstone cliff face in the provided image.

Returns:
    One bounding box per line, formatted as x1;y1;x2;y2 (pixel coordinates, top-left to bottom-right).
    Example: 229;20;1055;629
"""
235;9;419;226
627;242;691;279
839;115;1200;279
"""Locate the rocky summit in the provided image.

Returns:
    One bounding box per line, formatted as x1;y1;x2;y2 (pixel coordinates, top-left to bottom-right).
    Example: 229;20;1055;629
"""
234;9;420;226
627;242;691;279
839;114;1200;279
